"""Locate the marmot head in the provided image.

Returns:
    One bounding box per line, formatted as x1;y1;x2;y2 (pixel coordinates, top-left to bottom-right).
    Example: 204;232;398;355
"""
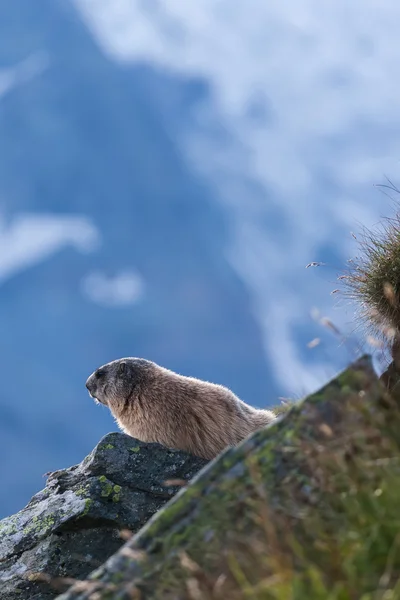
85;358;154;406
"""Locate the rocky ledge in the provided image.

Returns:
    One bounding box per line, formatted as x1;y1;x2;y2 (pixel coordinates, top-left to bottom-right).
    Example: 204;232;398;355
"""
0;434;208;599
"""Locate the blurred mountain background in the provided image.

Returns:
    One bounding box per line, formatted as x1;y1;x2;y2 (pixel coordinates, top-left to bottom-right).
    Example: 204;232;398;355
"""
1;0;400;518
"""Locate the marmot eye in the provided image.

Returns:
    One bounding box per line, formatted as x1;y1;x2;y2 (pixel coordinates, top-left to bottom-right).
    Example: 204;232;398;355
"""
96;370;106;379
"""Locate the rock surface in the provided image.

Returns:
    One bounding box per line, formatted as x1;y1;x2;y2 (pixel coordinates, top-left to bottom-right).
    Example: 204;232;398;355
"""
0;433;208;599
56;355;400;599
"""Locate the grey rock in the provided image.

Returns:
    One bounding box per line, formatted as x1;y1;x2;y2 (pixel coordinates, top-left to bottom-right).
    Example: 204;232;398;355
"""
0;433;208;600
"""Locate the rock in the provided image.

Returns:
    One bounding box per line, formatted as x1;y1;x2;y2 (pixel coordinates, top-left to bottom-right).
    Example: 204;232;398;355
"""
0;433;208;599
56;356;400;599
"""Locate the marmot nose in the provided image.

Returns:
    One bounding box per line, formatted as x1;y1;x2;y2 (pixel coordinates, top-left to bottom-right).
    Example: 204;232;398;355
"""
85;375;96;395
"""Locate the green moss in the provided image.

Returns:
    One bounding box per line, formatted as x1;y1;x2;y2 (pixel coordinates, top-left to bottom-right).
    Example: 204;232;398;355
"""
103;444;115;450
130;446;140;453
270;401;296;416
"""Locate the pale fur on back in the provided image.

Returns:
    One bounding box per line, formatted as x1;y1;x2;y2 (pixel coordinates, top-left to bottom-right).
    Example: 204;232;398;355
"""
86;358;276;460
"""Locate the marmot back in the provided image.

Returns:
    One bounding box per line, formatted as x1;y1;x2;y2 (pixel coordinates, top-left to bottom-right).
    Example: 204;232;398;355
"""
86;358;276;460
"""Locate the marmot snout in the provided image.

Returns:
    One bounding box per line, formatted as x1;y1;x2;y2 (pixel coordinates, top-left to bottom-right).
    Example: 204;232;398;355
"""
86;358;276;460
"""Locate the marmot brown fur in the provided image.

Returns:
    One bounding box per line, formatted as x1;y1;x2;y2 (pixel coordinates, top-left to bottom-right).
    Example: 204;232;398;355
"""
86;358;276;460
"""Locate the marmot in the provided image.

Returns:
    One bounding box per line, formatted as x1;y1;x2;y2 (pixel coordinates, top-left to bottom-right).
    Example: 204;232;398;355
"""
86;358;276;460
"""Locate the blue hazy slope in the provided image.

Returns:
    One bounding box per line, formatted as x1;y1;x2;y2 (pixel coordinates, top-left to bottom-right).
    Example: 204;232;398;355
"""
0;1;279;517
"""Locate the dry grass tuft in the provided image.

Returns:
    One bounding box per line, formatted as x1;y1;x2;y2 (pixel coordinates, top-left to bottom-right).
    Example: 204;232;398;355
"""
341;210;400;348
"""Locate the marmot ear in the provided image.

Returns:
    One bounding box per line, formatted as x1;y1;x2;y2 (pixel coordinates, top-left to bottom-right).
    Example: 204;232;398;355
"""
118;361;127;375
